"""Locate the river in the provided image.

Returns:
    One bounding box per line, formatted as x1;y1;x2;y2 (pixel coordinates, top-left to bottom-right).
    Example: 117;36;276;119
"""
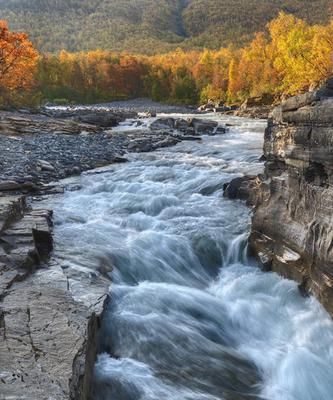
38;114;333;400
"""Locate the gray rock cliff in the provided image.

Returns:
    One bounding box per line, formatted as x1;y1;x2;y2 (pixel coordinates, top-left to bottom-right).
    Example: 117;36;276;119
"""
249;79;333;315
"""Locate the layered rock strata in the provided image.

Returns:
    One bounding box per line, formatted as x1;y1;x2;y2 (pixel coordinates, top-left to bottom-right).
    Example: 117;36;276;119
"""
41;108;137;128
226;80;333;315
0;194;108;400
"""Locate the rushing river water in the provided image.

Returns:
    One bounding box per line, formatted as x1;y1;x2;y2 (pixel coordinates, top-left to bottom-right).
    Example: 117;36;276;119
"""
39;114;333;400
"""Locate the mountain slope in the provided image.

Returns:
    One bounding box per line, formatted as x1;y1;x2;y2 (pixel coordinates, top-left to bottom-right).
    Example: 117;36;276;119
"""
0;0;331;53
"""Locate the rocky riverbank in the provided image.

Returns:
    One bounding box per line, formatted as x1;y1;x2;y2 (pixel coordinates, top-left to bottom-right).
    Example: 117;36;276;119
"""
234;104;272;119
225;78;333;316
0;108;228;399
198;97;272;119
0;110;228;191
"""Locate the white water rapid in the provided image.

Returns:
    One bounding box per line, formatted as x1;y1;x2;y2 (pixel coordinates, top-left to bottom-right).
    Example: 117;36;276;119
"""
38;114;333;400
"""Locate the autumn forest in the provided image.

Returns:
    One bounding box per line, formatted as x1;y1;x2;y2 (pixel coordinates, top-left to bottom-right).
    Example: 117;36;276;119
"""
1;12;333;108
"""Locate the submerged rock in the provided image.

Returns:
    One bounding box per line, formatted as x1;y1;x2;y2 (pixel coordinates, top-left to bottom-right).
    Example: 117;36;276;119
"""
187;118;227;135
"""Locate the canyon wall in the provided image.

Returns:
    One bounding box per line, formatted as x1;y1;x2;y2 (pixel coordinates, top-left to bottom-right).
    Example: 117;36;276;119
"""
249;79;333;315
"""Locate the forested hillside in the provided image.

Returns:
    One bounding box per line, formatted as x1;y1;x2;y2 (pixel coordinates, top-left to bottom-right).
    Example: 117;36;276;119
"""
1;11;332;108
0;0;331;53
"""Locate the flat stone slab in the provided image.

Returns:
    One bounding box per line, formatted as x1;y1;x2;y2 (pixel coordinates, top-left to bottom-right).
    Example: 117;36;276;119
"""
0;196;109;400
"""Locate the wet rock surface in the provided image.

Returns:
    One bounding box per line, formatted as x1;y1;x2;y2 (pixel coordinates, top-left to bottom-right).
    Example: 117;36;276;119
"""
150;117;227;136
227;80;333;316
223;175;259;207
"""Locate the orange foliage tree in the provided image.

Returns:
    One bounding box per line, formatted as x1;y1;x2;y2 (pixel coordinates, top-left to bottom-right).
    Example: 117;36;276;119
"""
0;20;38;105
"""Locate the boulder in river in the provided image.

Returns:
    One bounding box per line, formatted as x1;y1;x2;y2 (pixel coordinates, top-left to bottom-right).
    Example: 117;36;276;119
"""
150;117;227;136
149;118;176;130
188;118;224;135
138;110;157;118
223;175;258;206
215;125;227;135
174;118;189;131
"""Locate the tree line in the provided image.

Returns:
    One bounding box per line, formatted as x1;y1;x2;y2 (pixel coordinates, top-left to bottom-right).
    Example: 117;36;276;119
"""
1;12;333;108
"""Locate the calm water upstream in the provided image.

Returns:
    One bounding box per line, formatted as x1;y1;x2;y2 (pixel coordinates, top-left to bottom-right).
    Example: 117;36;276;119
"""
39;114;333;400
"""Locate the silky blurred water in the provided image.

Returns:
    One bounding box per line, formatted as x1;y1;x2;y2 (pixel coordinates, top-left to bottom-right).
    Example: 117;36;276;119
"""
39;115;333;400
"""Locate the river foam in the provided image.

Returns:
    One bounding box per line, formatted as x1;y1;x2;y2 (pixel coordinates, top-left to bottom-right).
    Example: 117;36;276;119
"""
39;114;333;400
